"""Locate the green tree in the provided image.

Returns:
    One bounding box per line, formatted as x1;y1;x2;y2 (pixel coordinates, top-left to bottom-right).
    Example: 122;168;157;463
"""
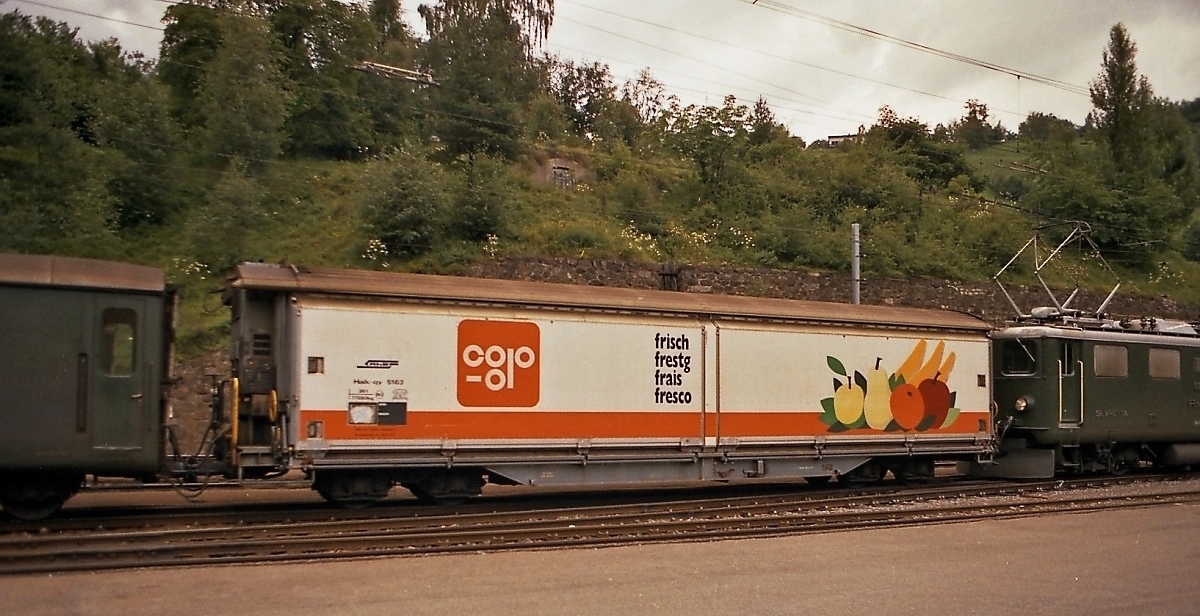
87;41;189;228
183;165;268;272
666;95;751;197
748;96;790;146
1018;111;1077;142
358;1;421;151
419;0;554;159
621;69;667;126
950;99;1001;150
419;0;554;56
158;2;223;129
447;155;509;242
197;13;290;170
271;0;378;158
0;12;120;256
866;106;973;192
1089;23;1153;172
548;58;617;139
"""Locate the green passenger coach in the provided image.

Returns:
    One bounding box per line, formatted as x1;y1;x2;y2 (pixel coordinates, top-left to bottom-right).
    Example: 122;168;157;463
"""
0;254;174;519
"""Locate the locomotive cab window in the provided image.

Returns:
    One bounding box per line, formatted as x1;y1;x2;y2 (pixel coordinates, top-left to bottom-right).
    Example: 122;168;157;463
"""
100;308;137;377
1093;344;1128;378
1000;339;1038;375
1149;348;1181;380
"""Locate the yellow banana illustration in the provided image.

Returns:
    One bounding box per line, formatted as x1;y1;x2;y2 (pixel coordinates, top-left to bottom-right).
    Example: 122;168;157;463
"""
936;351;956;382
895;339;927;383
910;341;945;384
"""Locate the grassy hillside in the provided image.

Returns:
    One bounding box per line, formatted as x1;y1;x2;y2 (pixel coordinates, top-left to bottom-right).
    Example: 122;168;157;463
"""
124;140;1197;359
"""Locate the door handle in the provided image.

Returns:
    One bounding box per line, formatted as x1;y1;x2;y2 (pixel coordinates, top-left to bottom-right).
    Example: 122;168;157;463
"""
76;353;89;432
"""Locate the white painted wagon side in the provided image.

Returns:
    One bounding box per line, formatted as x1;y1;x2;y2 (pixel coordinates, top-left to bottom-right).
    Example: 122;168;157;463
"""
224;263;995;503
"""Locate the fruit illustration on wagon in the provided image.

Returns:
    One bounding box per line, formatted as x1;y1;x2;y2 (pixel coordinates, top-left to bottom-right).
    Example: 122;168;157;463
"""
819;339;960;432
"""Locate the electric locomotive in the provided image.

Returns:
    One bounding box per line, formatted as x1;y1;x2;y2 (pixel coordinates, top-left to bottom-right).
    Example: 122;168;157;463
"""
977;311;1200;478
973;223;1200;478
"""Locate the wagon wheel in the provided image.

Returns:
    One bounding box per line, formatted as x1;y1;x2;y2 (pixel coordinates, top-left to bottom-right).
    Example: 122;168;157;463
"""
313;471;390;508
803;476;832;486
402;470;484;506
838;462;883;487
893;459;935;485
405;486;471;506
1;475;82;521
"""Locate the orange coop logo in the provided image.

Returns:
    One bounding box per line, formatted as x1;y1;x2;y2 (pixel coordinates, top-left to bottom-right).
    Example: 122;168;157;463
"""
457;319;540;407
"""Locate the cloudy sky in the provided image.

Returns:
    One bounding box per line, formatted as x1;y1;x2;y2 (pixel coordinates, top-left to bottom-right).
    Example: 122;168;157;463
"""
6;0;1199;142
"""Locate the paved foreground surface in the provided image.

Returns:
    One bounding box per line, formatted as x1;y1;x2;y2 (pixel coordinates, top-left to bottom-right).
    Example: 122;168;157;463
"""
3;503;1199;615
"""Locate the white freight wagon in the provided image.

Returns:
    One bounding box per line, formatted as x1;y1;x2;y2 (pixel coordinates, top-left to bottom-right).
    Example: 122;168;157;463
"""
223;263;993;505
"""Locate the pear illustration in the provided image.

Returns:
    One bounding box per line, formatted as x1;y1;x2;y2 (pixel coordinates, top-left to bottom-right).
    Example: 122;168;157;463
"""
863;358;892;430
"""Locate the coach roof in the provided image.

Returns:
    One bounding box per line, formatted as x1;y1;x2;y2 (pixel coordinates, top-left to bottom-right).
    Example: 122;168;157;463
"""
227;261;990;333
0;253;165;293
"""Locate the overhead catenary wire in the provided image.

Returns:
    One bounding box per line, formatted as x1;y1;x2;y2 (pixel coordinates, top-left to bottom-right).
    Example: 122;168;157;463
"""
740;0;1090;96
10;0;165;30
567;1;994;111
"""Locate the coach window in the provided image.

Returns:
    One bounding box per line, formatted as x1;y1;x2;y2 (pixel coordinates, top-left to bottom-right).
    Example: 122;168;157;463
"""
1093;344;1128;378
1000;339;1038;375
1149;348;1181;380
100;308;137;377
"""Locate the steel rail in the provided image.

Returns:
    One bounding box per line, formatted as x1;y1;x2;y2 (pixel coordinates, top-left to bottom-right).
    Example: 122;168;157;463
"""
1;474;1195;575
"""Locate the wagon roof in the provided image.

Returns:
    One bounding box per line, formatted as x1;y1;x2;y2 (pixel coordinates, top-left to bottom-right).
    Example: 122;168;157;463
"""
0;253;165;293
228;262;990;333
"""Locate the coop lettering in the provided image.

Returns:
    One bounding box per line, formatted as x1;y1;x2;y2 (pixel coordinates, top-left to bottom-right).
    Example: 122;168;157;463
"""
653;332;694;405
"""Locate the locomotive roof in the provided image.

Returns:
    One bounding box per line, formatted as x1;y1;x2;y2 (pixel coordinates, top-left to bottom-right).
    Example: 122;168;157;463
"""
994;323;1200;346
0;253;165;293
227;262;990;333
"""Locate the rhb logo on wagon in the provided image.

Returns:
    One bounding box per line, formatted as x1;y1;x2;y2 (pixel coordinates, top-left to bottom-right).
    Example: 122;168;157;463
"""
457;319;540;407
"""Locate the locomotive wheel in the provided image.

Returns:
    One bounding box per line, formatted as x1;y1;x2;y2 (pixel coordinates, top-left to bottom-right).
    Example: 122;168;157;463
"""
1;474;82;521
1108;447;1141;475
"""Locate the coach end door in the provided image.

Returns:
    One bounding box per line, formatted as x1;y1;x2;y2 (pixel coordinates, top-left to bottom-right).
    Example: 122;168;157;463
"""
89;296;151;451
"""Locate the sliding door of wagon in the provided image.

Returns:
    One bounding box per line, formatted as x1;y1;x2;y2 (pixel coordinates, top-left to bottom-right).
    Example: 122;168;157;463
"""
713;321;835;444
713;320;992;445
293;300;709;454
530;314;708;449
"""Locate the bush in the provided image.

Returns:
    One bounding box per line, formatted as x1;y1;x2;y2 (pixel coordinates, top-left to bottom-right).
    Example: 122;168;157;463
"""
362;151;451;259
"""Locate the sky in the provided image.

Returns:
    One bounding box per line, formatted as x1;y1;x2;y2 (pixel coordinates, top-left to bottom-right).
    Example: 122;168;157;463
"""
5;0;1200;143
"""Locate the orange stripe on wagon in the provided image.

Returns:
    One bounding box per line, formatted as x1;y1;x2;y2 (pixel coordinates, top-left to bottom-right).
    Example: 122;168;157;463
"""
298;409;991;441
299;410;702;441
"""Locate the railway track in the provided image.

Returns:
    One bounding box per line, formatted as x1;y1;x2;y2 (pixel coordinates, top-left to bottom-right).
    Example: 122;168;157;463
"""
2;474;1197;575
